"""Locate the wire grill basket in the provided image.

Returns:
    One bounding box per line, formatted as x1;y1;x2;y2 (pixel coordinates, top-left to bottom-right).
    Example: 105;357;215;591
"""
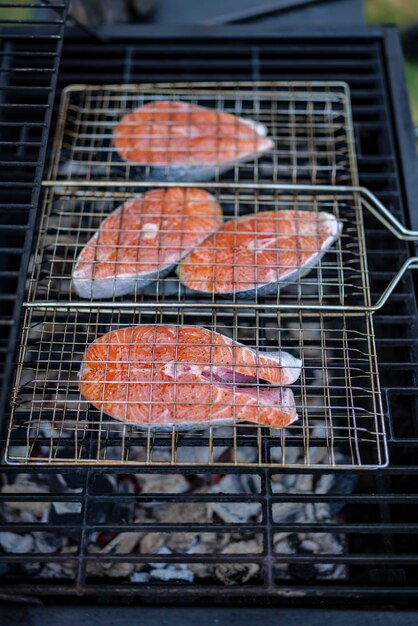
7;307;386;468
7;81;418;468
49;81;357;186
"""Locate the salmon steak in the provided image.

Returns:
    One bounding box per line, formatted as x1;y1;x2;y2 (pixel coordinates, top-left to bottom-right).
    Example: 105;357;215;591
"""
112;100;274;182
79;325;301;429
72;188;223;299
177;210;342;296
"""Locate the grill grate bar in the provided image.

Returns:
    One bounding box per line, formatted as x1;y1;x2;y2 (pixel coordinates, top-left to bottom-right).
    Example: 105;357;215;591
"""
0;2;69;445
1;32;418;601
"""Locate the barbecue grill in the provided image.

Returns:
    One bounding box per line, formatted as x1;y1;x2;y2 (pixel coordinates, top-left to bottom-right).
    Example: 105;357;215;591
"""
1;1;418;617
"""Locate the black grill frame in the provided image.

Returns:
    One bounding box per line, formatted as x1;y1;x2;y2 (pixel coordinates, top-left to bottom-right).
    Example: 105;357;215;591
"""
1;24;418;607
0;2;68;423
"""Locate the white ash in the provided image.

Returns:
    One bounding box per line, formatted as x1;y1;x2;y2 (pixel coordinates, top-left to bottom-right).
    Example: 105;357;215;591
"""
135;473;190;496
140;532;165;555
52;501;82;516
34;532;64;554
211;474;262;524
166;532;199;552
130;571;150;583
271;465;349;580
150;565;194;583
175;445;216;464
0;532;34;554
147;545;171;568
39;561;77;580
0;466;354;585
1;475;51;519
152;500;210;525
274;532;345;581
3;292;360;586
88;560;135;579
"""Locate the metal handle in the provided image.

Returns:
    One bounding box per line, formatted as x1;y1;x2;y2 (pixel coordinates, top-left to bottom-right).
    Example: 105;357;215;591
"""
356;187;418;311
360;187;418;241
372;257;418;311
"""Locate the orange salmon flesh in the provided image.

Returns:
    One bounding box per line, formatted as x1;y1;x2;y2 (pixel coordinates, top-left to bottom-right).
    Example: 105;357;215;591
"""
79;325;301;429
72;187;223;299
177;210;341;295
113;100;273;166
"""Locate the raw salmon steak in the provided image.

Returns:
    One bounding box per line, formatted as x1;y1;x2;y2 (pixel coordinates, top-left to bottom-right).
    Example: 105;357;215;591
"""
177;210;342;296
79;325;301;429
72;188;223;299
112;100;274;182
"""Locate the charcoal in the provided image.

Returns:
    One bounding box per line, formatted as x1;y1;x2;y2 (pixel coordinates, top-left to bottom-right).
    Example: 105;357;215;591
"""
0;563;9;576
140;532;165;555
210;474;261;523
150;567;194;583
97;532;141;555
48;501;82;528
315;473;335;495
39;562;76;579
328;475;358;515
211;499;261;524
274;536;294;554
135;473;190;495
1;476;50;519
214;562;259;585
152;501;210;524
34;532;64;554
130;571;150;583
0;532;34;554
166;532;198;552
213;540;261;585
48;473;84;492
87;474;133;524
149;545;171;569
19;511;37;524
288;562;317;582
93;561;135;579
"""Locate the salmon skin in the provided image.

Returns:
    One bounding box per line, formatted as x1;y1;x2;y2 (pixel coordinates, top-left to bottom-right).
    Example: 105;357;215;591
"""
72;188;223;300
79;325;301;429
177;210;342;297
112;100;274;182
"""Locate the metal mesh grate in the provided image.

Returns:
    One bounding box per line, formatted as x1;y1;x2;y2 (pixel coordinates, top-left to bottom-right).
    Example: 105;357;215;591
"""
27;184;370;308
49;82;357;186
6;306;386;468
7;81;393;469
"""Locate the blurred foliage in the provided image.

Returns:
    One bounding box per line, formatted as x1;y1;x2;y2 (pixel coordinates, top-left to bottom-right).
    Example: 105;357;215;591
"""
0;6;32;19
366;0;418;124
405;60;418;123
365;0;417;27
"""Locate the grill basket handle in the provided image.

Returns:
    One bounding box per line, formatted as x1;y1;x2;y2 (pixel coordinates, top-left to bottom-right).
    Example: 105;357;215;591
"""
359;187;418;311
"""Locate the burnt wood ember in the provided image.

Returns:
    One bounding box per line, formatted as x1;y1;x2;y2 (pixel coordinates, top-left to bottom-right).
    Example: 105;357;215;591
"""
0;469;350;584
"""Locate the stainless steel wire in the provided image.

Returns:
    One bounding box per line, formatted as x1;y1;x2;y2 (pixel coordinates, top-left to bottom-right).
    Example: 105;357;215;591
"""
27;185;370;309
5;81;398;468
6;306;387;468
49;81;358;186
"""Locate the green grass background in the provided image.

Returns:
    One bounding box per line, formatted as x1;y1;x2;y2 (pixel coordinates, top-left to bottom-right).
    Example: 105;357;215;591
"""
365;0;418;123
